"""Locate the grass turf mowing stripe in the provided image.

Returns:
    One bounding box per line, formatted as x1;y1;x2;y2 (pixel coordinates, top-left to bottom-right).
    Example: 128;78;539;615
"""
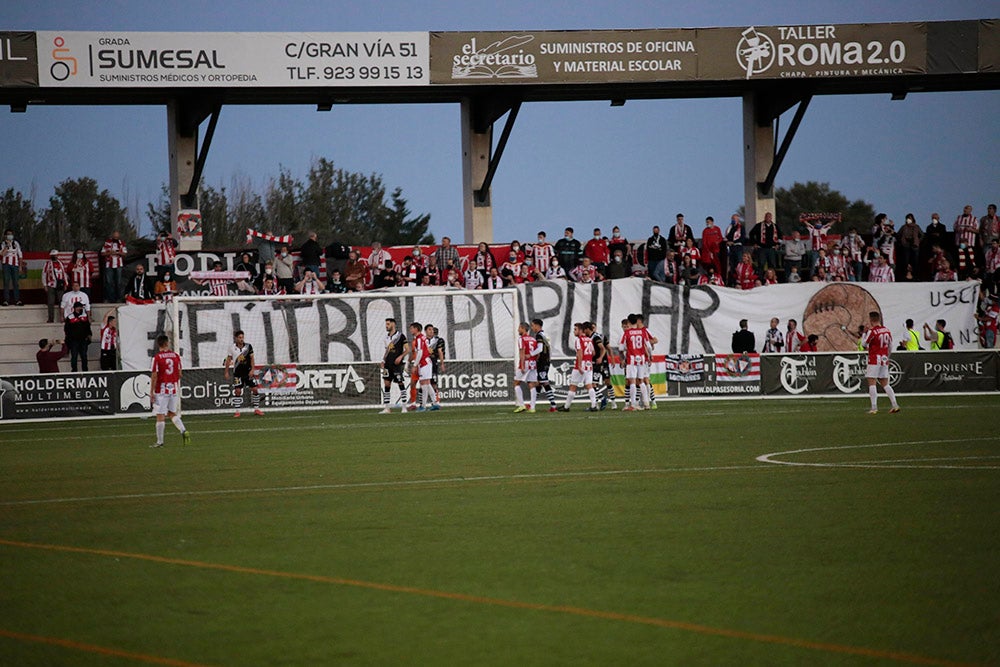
0;538;980;667
0;628;215;667
0;464;776;507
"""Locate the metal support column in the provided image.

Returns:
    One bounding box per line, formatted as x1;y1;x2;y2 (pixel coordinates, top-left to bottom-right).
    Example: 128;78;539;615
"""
167;98;219;251
742;92;776;229
460;96;520;244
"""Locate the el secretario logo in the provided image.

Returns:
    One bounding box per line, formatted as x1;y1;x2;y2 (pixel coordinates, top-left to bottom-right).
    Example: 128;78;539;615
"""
451;35;538;79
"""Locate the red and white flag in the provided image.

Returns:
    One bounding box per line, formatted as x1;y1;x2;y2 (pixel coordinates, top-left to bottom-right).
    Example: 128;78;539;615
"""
715;353;760;382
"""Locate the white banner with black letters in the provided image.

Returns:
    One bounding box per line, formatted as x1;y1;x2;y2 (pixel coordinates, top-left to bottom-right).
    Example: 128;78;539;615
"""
118;279;980;371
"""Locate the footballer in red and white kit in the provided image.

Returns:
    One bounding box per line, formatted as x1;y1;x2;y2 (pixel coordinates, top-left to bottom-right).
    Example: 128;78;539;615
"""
860;311;900;414
620;321;650;380
513;323;541;412
515;328;540;384
619;314;652;409
559;323;599;411
149;334;190;447
409;322;439;411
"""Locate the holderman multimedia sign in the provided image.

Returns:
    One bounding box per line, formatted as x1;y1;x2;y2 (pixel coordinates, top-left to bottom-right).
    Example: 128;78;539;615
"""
1;351;996;423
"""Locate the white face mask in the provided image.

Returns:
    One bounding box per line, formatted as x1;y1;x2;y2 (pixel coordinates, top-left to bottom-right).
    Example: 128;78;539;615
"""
281;251;288;257
414;250;421;256
5;235;12;241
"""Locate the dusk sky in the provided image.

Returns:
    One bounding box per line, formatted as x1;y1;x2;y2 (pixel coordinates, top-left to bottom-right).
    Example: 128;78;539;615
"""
1;0;997;247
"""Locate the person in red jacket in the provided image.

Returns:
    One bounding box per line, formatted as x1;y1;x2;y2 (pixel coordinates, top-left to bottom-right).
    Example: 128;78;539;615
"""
584;228;610;277
701;216;725;275
36;338;68;373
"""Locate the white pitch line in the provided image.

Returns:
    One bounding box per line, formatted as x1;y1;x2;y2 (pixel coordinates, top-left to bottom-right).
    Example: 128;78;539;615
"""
837;455;1000;465
756;437;1000;470
0;416;525;444
0;464;776;507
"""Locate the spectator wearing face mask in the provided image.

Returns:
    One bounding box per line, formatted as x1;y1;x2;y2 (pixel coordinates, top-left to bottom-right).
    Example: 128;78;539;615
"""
411;245;428;271
955;242;977;280
254;261;276;291
154;270;177;302
554;227;581;271
69;248;94;298
1;228;24;307
896;213;923;280
531;232;554;274
839;227;866;282
700;217;725;276
584;228;610;277
606;249;628;280
500;250;523;282
545;258;567;281
274;245;296;293
783;230;807;279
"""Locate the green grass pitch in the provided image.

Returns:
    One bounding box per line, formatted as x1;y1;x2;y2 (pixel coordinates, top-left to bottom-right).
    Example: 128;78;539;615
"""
1;395;998;666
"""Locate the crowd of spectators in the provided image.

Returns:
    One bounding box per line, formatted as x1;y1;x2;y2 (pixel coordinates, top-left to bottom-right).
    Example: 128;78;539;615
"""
9;202;999;323
6;202;997;374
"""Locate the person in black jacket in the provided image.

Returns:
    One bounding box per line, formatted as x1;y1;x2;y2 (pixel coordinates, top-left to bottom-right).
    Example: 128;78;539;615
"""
299;232;323;276
125;263;155;303
553;227;582;271
667;213;695;254
731;319;756;353
325;239;351;281
645;226;667;281
64;301;93;372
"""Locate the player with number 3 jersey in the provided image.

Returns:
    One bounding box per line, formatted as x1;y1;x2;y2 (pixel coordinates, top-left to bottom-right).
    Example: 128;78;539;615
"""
149;334;190;448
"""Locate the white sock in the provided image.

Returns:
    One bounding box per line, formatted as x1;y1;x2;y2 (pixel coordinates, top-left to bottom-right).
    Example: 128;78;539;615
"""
629;384;637;407
529;387;536;409
421;384;432;407
869;384;878;410
640;383;650;407
171;415;186;433
588;387;597;408
155;421;165;444
884;384;898;409
564;389;576;409
514;384;524;407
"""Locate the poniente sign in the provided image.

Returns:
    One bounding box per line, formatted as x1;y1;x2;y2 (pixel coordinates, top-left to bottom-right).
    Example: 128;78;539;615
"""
0;20;996;100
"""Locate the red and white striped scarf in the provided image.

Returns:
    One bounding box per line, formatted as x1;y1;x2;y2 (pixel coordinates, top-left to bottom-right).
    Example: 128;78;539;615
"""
246;229;293;245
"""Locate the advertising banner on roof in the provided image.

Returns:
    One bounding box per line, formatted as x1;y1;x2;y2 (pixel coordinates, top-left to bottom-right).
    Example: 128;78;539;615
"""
429;23;930;84
0;31;38;87
697;22;928;80
34;31;430;87
429;29;699;84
